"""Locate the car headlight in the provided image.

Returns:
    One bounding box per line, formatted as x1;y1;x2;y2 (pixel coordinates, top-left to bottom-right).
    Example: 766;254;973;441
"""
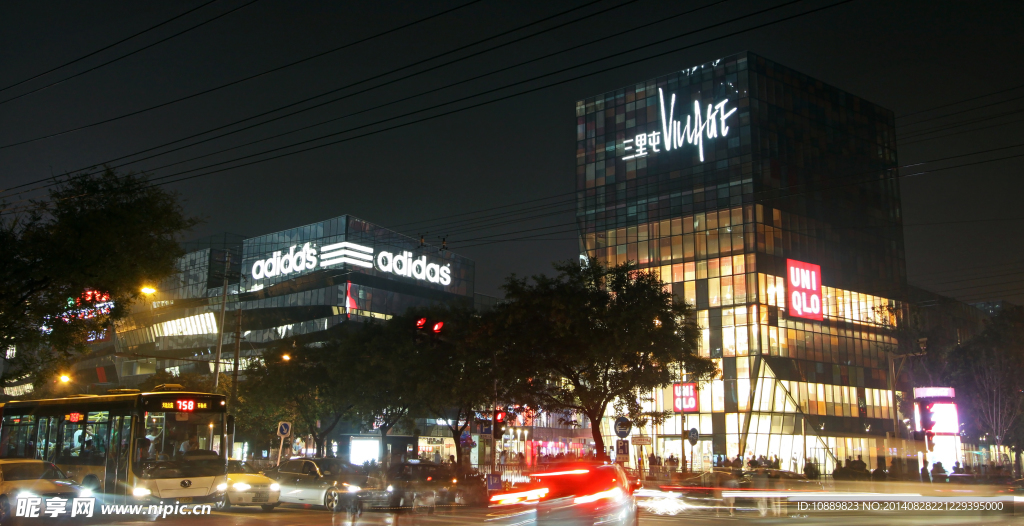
270;483;280;491
232;482;251;491
79;488;93;498
216;483;228;492
346;485;361;493
386;485;394;492
132;487;151;497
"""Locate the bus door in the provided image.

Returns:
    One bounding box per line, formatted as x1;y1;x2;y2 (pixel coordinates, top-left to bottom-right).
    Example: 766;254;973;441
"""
105;415;132;495
35;416;59;462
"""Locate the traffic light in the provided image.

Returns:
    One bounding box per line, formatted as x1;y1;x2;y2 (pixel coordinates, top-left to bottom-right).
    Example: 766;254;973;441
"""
492;410;506;438
415;318;444;333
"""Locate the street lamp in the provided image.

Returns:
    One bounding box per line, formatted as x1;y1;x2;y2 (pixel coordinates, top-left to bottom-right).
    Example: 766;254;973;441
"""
141;286;156;295
59;374;71;383
281;354;291;362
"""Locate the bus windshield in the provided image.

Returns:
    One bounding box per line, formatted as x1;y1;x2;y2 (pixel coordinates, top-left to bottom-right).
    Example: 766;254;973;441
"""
136;411;226;479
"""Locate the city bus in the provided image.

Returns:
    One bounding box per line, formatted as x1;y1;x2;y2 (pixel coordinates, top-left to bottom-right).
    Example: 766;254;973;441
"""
0;386;229;503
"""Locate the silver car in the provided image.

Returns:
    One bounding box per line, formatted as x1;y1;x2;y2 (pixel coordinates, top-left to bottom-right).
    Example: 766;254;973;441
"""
261;459;364;513
0;460;89;523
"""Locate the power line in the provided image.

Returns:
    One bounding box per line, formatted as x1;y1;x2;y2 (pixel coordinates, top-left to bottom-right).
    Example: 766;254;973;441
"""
0;0;261;107
0;0;604;196
65;0;642;179
896;83;1024;120
0;0;803;202
0;0;221;94
0;0;483;150
129;0;852;190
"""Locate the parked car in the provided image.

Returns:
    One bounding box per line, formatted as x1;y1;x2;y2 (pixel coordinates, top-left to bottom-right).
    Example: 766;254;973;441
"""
261;458;365;513
0;459;89;523
356;460;482;513
216;460;281;512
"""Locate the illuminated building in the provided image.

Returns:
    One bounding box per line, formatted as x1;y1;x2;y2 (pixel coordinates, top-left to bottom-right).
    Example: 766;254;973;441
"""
71;216;477;389
576;52;914;473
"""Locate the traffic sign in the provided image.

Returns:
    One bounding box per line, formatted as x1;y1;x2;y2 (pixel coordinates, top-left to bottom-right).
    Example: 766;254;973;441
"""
614;417;632;438
277;421;292;438
688;428;699;446
616;440;629;456
486;474;502;490
632;436;652;446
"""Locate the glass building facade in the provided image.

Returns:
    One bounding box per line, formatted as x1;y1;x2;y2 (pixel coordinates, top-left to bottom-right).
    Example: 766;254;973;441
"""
576;52;908;473
75;216;475;384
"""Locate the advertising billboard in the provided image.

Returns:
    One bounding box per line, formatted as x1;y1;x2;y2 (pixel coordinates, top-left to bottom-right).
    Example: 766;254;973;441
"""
673;383;699;413
786;259;823;321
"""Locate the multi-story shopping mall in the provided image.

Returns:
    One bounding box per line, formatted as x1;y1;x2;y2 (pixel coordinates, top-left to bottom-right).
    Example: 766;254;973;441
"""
574;51;966;474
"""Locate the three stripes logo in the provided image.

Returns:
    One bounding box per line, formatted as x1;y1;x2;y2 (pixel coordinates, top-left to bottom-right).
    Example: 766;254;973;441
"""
320;242;373;269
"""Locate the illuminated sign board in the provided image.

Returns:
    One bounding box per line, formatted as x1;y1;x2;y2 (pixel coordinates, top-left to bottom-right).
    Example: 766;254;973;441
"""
250;241;452;286
673;383;699;413
144;396;220;413
914;387;955;399
930;403;959;435
621;88;736;163
158;400;209;412
786;259;823;321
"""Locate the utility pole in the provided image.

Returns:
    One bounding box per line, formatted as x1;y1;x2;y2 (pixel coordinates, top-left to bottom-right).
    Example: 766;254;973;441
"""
213;251;231;391
231;302;242;404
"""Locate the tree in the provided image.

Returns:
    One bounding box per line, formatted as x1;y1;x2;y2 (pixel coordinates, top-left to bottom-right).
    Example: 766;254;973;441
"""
240;342;351;457
0;169;198;386
337;314;425;464
412;304;495;472
948;308;1024;452
490;258;716;460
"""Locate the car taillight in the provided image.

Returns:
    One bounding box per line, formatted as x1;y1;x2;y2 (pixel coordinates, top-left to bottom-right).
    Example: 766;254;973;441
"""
573;486;623;505
489;488;549;505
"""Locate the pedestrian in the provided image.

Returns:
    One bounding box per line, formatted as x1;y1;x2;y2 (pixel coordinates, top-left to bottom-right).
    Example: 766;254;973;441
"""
433;450;441;464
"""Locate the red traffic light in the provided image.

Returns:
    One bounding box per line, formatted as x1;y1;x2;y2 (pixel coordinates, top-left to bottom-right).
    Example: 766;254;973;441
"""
416;318;428;329
432;321;444;333
495;411;506;423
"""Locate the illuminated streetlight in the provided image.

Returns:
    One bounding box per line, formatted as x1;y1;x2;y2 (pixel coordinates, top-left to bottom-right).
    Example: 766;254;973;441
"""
282;354;291;361
141;286;156;294
59;375;71;383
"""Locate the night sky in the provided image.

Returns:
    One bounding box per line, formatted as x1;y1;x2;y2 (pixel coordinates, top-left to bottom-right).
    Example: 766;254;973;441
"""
2;0;1023;302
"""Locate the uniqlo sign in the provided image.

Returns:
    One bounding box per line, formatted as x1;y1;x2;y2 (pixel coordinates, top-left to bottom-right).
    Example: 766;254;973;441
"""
786;259;823;320
673;383;698;413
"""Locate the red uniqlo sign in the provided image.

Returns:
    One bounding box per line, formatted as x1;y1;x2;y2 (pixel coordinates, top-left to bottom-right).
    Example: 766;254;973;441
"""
673;383;698;413
786;259;823;321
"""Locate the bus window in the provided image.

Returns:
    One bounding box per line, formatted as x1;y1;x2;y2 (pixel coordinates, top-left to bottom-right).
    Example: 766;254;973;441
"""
1;415;36;458
134;410;225;479
59;412;110;466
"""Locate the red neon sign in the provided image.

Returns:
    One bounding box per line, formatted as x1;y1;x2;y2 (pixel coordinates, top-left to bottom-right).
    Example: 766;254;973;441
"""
786;259;823;321
673;383;699;413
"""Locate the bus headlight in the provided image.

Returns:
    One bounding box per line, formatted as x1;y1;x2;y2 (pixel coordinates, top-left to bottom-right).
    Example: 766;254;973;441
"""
216;483;228;492
132;487;151;497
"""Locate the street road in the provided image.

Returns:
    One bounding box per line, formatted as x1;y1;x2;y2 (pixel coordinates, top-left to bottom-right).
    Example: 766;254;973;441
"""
56;502;1022;526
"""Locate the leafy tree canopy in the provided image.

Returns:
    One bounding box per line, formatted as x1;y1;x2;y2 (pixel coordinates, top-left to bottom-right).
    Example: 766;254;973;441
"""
489;258;716;459
0;169;198;385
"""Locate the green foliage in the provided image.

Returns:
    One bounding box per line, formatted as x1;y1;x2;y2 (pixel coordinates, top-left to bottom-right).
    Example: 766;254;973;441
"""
488;258;715;458
0;169;198;386
410;304;495;471
948;308;1024;448
239;343;351;457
